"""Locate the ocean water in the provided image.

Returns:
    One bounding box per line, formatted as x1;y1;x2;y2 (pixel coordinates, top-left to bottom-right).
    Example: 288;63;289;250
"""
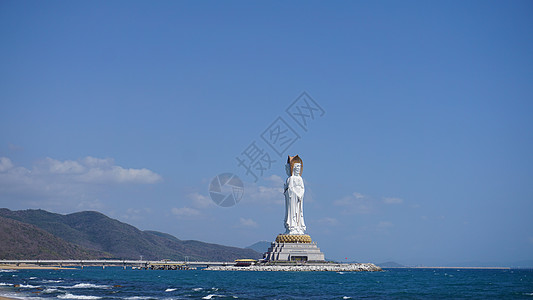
1;267;532;299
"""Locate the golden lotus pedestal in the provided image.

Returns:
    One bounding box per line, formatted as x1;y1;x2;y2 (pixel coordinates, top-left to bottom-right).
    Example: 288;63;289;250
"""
275;234;312;243
264;234;325;262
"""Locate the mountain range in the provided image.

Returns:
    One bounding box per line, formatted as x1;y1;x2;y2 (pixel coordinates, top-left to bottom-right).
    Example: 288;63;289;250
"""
0;208;261;261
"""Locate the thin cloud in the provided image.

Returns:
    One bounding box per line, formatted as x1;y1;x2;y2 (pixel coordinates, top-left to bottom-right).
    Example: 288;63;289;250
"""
318;217;339;226
377;221;394;229
383;197;403;204
239;217;258;228
8;143;24;152
0;157;14;172
334;192;374;214
171;207;201;217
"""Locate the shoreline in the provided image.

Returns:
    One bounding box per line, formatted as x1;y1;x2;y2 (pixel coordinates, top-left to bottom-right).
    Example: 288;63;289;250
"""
204;263;382;272
0;264;76;270
383;266;512;270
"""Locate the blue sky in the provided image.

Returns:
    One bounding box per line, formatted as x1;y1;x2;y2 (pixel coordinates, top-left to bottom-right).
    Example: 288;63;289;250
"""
1;0;532;266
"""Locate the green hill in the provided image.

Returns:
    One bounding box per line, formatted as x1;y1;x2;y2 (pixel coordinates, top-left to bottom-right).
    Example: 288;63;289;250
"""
246;241;272;254
0;208;261;261
0;216;111;259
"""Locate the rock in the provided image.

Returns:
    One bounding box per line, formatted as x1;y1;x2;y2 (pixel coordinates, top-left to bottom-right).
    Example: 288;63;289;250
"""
203;263;382;272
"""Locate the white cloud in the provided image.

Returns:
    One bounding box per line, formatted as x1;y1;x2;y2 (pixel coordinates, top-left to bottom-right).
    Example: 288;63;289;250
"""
239;217;258;228
0;156;162;207
79;165;161;184
1;156;161;185
334;192;374;214
353;192;365;199
318;217;339;226
171;207;201;217
122;207;152;221
264;174;284;185
188;192;213;208
0;157;14;172
76;199;105;210
242;178;284;205
383;197;403;204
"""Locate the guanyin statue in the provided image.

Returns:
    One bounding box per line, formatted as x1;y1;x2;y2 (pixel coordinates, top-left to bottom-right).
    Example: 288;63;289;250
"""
284;155;306;235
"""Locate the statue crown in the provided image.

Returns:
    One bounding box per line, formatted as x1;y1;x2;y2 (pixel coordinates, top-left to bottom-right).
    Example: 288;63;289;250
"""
287;155;303;176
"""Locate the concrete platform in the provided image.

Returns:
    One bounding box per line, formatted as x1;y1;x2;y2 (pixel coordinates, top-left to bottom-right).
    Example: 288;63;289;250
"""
264;241;325;262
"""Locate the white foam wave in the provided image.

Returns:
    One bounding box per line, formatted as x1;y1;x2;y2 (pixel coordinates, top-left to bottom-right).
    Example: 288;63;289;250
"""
0;282;12;286
29;277;37;279
66;283;110;289
0;269;17;273
193;287;203;291
165;288;177;292
44;280;63;283
202;295;224;300
19;284;41;288
343;297;352;299
124;297;152;300
57;293;102;299
44;288;60;293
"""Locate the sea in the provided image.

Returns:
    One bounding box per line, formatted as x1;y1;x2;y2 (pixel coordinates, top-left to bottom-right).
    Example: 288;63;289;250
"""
1;267;532;299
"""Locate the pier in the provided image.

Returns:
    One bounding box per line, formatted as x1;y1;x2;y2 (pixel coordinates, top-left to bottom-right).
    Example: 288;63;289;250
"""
0;259;234;270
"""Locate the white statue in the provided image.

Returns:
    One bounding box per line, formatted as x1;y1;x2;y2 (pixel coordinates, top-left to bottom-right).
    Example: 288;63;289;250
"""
284;155;306;235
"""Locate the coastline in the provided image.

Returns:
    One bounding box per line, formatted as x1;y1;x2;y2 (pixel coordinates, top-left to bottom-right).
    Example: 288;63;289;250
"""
204;263;382;272
0;264;75;270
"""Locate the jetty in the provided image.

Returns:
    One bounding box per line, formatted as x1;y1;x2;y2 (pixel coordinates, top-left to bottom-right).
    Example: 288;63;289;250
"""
0;260;382;272
0;259;232;270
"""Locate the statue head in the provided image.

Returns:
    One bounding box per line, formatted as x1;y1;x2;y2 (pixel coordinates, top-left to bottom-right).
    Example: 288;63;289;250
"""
293;163;301;176
286;155;303;176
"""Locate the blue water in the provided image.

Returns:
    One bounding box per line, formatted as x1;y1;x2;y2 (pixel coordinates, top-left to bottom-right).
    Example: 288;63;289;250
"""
1;267;532;299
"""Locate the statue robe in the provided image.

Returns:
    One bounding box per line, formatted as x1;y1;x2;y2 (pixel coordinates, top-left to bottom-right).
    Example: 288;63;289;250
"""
284;175;306;235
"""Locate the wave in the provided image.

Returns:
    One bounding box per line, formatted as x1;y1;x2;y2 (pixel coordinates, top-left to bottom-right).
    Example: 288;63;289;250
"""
124;297;153;300
57;293;102;299
0;282;13;286
165;288;177;292
44;279;64;283
192;287;203;291
202;295;224;299
44;288;60;293
65;283;110;289
18;284;41;288
0;269;17;273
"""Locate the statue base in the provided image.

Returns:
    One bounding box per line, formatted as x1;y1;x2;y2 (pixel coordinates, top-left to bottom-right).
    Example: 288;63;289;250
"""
264;234;325;262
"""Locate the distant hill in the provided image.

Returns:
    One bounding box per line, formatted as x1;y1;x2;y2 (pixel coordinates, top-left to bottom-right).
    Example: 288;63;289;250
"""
0;216;111;260
0;208;261;261
246;241;271;254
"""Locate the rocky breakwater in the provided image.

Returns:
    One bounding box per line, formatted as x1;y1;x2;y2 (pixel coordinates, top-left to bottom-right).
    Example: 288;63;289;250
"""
204;263;382;272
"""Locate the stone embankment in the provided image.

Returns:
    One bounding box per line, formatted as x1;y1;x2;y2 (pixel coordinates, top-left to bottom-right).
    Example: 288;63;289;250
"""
204;263;381;272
